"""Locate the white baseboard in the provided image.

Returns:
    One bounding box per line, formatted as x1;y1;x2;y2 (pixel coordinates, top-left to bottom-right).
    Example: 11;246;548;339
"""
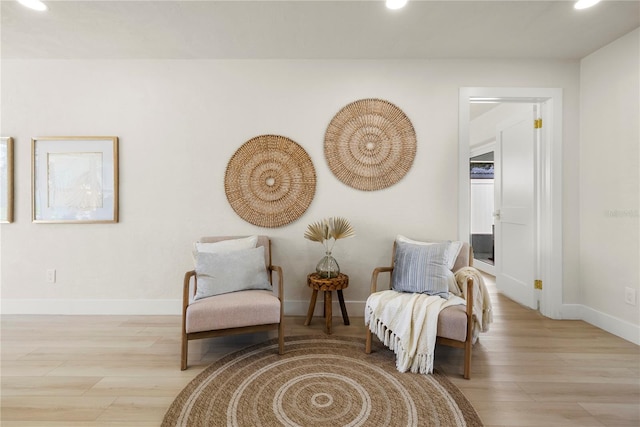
559;303;583;319
561;303;640;345
284;300;366;318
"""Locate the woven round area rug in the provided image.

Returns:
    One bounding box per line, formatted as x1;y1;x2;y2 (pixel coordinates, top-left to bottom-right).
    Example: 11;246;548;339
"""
162;336;483;427
324;98;417;191
224;135;316;228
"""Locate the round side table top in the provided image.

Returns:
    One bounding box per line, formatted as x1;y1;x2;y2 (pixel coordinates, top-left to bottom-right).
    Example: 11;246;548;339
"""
307;273;349;291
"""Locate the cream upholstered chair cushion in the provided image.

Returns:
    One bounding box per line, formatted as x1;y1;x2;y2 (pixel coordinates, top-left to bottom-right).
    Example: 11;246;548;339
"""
436;305;468;342
186;289;281;334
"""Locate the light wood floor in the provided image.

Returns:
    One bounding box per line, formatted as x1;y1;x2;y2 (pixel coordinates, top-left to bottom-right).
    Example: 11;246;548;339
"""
1;276;639;427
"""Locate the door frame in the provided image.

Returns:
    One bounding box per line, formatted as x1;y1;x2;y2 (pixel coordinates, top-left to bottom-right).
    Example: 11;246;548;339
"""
458;87;563;319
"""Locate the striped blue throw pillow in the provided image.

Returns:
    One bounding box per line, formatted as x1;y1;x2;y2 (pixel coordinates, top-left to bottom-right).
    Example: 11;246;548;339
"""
391;240;451;298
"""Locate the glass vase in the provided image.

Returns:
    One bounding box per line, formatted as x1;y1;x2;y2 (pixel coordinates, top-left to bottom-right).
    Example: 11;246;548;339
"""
316;251;340;279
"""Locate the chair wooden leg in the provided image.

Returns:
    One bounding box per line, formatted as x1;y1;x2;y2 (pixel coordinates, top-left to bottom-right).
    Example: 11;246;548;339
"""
365;329;372;354
278;322;285;355
304;289;318;326
324;291;333;334
181;333;188;371
337;289;350;325
463;340;472;379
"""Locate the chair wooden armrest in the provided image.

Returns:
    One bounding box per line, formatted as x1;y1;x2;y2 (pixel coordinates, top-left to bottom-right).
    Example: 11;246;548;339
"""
182;270;196;315
370;266;394;294
464;275;474;347
181;270;196;370
436;274;475;379
463;276;474;379
269;265;284;302
465;276;474;319
365;266;393;354
269;264;285;355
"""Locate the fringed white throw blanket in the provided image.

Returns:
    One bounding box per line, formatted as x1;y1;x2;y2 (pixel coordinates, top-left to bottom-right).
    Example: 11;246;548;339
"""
365;291;465;374
454;266;493;335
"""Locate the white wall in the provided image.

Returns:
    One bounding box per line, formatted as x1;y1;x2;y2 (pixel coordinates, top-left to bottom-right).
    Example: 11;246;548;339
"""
579;28;640;340
470;103;533;149
1;59;581;316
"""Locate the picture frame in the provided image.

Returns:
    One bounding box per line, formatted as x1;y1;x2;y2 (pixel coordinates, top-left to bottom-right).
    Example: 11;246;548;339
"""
32;136;119;223
1;137;15;223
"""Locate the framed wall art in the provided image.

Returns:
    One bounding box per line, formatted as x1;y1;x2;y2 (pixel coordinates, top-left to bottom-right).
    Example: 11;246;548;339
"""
32;136;119;223
1;137;14;223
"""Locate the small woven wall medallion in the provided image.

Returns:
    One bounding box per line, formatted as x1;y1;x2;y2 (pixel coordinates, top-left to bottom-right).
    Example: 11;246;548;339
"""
324;98;417;191
225;135;316;228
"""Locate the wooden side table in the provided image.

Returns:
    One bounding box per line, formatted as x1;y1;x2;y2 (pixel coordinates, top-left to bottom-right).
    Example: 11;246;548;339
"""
304;273;350;334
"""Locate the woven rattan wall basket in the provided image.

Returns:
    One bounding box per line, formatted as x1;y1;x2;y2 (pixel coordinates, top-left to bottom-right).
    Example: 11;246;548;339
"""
224;135;316;228
324;98;417;191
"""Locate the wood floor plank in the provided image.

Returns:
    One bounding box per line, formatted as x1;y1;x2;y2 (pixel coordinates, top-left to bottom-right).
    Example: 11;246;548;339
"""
473;401;606;426
518;382;640;403
1;360;64;377
579;402;640;427
95;396;175;422
1;376;101;397
45;360;201;378
84;376;200;397
0;422;160;427
0;396;116;422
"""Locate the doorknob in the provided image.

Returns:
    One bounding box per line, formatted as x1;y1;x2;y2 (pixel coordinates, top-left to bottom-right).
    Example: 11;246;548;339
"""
492;210;501;220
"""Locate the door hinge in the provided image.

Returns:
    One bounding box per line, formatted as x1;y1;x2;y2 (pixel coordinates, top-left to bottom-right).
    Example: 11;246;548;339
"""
534;118;543;129
534;279;543;290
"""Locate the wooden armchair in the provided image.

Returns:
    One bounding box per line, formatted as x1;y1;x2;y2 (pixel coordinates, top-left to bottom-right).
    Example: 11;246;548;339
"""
365;239;477;379
181;236;284;370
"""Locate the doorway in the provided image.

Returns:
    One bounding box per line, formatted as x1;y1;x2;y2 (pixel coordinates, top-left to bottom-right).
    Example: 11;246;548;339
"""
458;87;563;319
469;151;495;268
468;102;537;276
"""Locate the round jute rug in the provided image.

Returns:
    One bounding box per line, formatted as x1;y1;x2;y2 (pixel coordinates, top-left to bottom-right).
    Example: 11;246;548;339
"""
162;336;483;427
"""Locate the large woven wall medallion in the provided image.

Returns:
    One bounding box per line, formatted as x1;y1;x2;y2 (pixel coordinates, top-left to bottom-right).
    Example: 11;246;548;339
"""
225;135;316;228
324;98;417;191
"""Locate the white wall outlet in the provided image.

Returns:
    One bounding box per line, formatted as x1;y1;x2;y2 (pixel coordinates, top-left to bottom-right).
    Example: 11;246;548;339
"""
46;269;56;284
624;287;636;306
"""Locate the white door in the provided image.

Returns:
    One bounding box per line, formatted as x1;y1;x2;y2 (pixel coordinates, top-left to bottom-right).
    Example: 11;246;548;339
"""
494;107;538;309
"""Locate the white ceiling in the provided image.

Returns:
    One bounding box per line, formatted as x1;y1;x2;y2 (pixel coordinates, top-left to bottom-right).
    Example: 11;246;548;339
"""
1;0;639;60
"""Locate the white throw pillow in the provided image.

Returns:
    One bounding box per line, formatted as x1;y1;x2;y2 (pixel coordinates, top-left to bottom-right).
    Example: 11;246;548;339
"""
194;246;271;300
447;240;464;270
192;235;258;264
396;235;463;271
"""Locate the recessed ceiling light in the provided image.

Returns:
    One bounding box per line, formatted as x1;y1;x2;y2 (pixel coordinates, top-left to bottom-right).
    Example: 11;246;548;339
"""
386;0;408;10
574;0;601;10
17;0;47;11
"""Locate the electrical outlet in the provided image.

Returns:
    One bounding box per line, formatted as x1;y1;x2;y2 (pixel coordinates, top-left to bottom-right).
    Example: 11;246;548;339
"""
46;269;56;284
624;287;636;306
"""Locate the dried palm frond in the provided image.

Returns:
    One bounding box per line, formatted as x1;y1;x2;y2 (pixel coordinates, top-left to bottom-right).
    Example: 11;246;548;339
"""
328;217;355;240
304;219;330;243
304;217;355;253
